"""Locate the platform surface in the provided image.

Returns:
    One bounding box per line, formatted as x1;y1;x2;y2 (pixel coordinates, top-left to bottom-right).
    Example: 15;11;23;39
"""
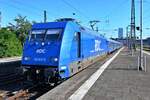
38;48;150;100
82;49;150;100
0;57;21;63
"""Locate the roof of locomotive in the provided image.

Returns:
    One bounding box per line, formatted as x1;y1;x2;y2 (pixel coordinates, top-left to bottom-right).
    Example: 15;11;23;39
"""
80;26;105;38
32;21;107;39
32;21;67;29
107;38;122;44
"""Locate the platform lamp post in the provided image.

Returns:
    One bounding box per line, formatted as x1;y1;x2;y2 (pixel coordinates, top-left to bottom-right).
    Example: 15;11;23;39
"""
126;25;131;49
139;0;143;70
44;10;47;23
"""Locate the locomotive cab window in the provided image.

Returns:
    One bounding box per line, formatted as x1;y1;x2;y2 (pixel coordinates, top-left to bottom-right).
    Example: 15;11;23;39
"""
29;29;62;41
45;29;62;41
30;30;46;41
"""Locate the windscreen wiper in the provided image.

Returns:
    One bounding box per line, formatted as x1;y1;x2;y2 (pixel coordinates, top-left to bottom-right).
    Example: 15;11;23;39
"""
43;29;47;41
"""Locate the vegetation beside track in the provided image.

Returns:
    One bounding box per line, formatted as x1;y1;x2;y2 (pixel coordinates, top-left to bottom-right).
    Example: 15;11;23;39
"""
0;15;35;58
0;28;22;58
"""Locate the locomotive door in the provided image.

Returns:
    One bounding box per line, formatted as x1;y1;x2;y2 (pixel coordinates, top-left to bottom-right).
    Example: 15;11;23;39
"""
77;32;82;71
70;32;82;76
76;32;81;58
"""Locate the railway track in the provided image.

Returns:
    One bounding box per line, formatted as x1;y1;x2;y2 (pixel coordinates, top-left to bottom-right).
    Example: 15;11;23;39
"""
0;72;61;99
5;83;55;100
0;73;24;86
0;53;112;99
6;84;39;100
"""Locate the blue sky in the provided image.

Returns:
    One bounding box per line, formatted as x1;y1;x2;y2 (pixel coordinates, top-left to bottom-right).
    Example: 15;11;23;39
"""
0;0;150;38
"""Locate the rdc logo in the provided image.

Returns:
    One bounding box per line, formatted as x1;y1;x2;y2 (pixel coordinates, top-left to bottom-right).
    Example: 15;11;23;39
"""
36;49;46;54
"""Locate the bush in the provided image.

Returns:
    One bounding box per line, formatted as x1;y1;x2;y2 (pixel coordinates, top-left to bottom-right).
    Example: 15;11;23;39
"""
0;28;22;58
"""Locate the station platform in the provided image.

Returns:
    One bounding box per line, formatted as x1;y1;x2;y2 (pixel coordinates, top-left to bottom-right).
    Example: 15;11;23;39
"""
80;48;150;100
0;57;21;74
0;57;21;63
38;48;150;100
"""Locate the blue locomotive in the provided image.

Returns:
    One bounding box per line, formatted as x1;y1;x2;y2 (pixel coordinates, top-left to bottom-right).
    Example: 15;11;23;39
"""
21;18;122;84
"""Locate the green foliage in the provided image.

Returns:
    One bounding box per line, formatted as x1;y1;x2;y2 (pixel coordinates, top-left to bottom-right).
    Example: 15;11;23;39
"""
9;15;32;46
0;15;35;58
0;28;22;58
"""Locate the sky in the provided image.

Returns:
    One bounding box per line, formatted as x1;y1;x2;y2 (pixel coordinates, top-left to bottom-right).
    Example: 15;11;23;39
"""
0;0;150;39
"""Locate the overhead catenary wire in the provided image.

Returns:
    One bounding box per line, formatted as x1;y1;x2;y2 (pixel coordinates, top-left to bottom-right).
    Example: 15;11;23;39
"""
12;0;61;18
105;0;130;18
102;0;130;34
104;0;130;26
101;0;130;34
60;0;91;21
0;0;63;24
0;0;42;17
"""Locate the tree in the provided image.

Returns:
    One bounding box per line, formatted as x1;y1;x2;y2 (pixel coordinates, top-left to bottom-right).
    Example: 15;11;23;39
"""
9;15;32;46
0;28;22;57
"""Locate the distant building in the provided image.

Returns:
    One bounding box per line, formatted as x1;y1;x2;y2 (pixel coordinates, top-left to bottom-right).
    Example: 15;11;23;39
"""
118;28;123;39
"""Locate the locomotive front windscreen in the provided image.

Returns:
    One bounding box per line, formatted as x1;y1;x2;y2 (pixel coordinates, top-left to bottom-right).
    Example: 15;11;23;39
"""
29;29;62;41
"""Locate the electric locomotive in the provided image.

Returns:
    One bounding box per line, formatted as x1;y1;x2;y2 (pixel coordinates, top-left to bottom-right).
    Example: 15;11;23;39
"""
22;18;122;84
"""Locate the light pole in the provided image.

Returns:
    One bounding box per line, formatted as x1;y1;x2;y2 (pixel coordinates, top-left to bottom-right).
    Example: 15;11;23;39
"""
126;25;131;49
130;0;136;52
139;0;143;70
44;10;47;23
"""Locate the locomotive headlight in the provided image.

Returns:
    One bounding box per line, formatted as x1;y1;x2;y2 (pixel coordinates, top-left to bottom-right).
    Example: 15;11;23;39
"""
24;57;30;61
50;57;58;62
42;42;45;46
54;58;58;62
